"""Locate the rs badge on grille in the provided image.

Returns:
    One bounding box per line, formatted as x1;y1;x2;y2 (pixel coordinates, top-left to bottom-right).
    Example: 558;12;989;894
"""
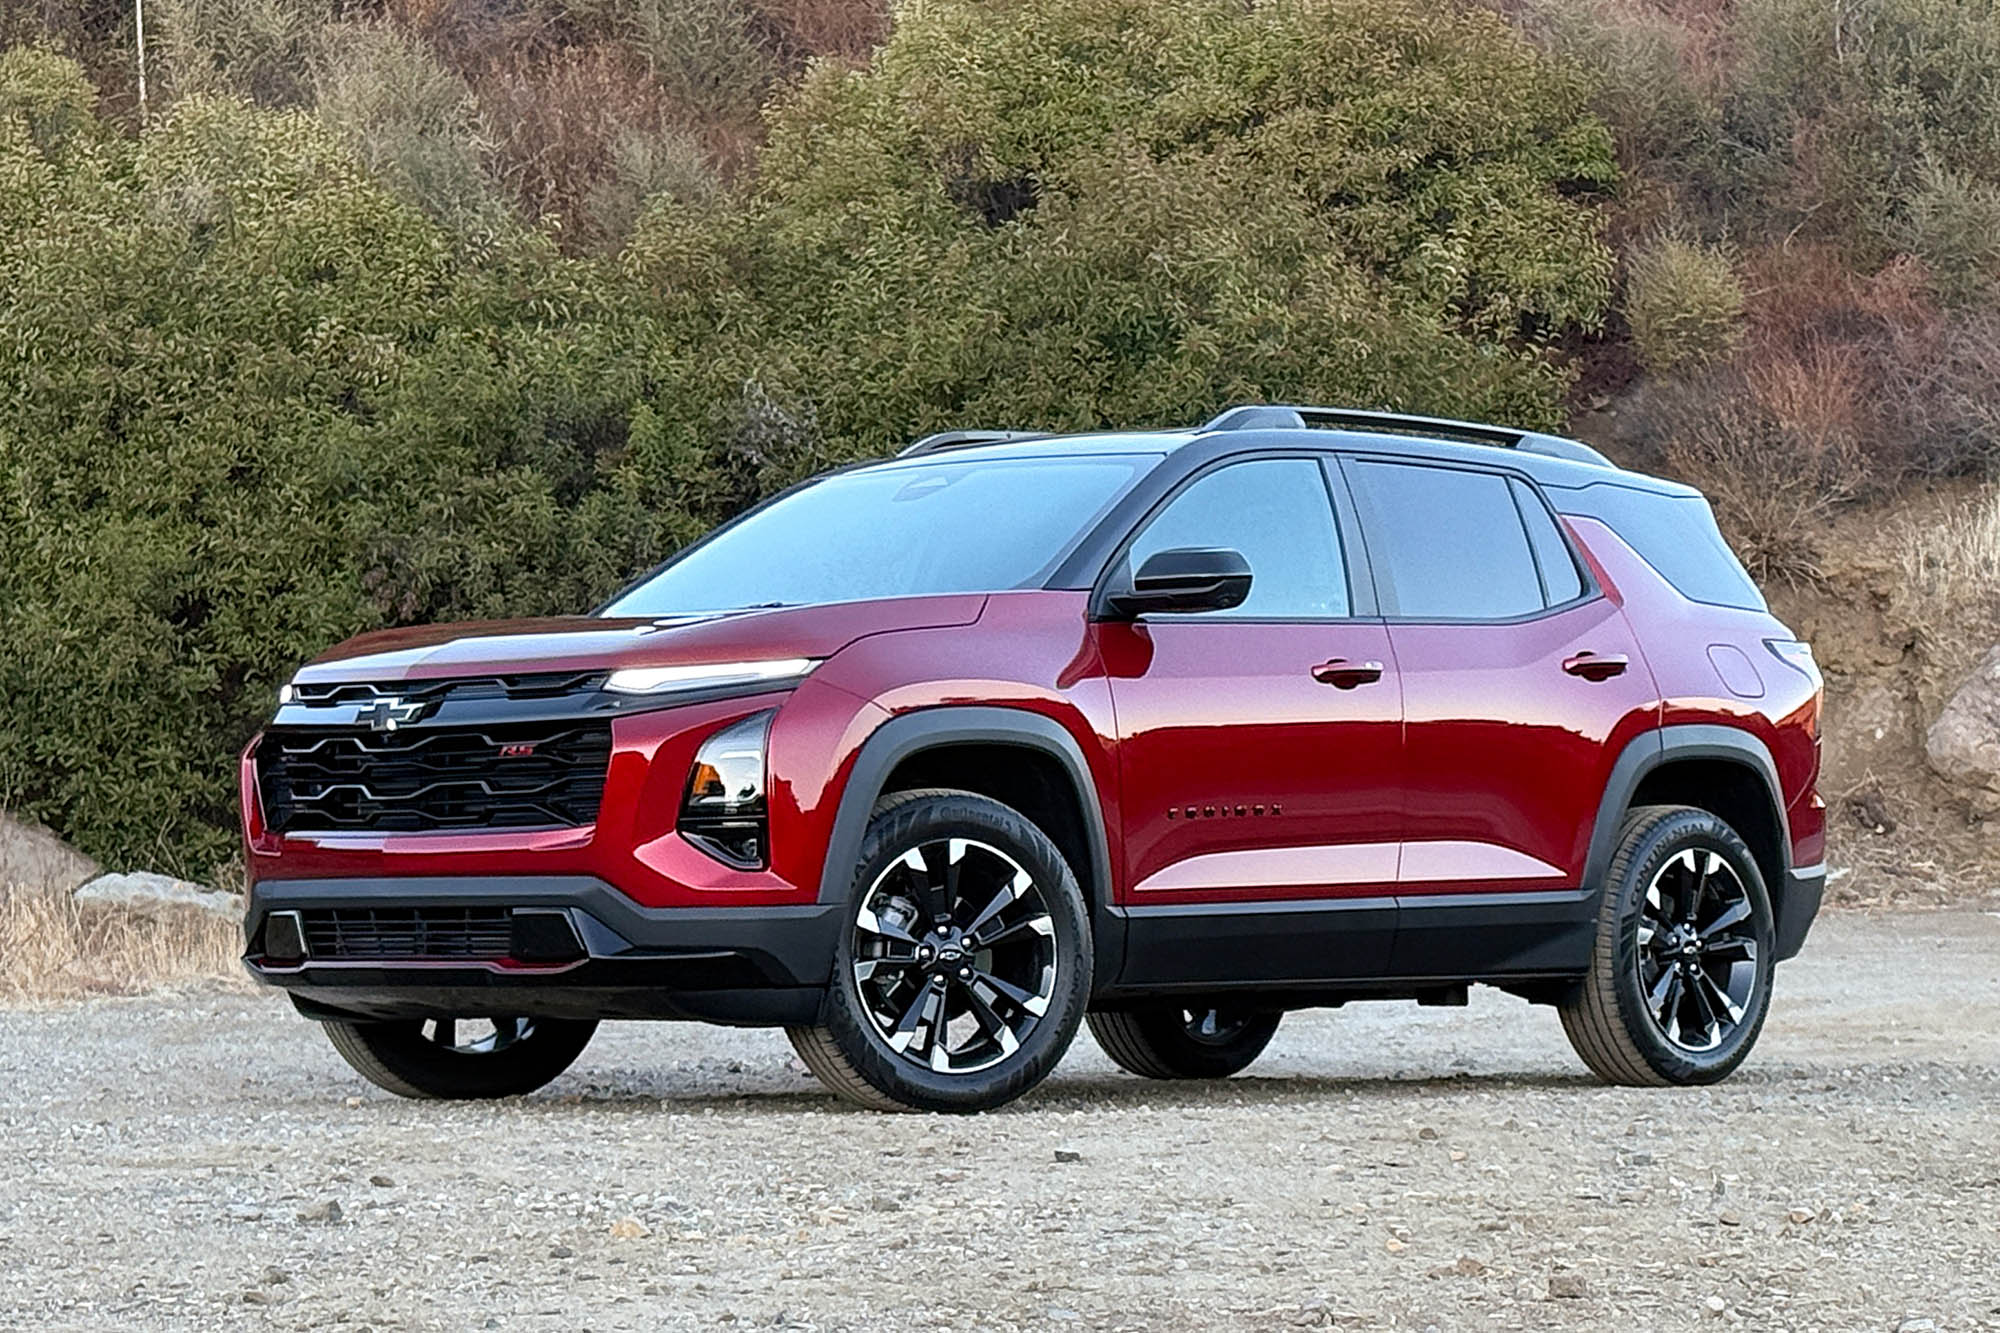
498;742;538;758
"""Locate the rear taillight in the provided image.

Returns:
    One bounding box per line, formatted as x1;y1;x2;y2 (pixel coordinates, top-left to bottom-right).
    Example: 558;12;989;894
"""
1765;638;1820;686
680;710;774;869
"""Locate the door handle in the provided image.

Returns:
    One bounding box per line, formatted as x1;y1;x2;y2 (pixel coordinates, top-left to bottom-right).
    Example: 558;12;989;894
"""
1312;658;1384;689
1563;651;1629;681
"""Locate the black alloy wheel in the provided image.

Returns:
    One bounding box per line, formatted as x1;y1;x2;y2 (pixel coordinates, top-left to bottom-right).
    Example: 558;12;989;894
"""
1560;804;1775;1086
788;789;1091;1112
322;1015;598;1099
1088;1004;1282;1079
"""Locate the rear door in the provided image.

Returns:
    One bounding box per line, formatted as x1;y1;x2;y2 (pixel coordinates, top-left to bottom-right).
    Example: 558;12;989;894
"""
1099;454;1402;984
1340;457;1661;973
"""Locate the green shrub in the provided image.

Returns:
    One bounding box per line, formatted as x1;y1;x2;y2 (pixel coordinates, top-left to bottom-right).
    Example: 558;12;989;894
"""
633;0;1619;462
1;13;1619;875
152;0;334;105
1624;231;1745;373
312;23;506;239
1733;0;2000;257
0;70;705;875
1896;160;2000;304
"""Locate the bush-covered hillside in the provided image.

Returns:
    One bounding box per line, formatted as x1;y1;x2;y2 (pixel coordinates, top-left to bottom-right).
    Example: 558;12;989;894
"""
1;0;1621;876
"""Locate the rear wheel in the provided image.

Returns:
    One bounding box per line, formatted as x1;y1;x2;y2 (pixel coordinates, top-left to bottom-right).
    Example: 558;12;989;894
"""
1088;1005;1282;1079
1560;804;1775;1086
322;1016;597;1099
787;789;1091;1112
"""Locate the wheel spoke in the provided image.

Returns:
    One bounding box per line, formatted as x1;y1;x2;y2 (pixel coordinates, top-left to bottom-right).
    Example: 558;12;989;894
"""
960;981;1020;1056
1697;970;1745;1025
856;904;919;945
854;952;918;982
1646;965;1677;1017
1685;972;1720;1045
1700;935;1757;963
917;842;957;927
963;867;1032;942
969;911;1052;950
971;966;1049;1017
885;977;937;1054
1698;897;1752;939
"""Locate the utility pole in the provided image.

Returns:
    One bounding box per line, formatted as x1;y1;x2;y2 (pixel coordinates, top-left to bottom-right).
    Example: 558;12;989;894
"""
135;0;148;124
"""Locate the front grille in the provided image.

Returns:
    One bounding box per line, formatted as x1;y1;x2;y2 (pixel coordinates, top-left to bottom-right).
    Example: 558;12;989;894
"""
257;721;612;833
288;672;608;707
300;907;514;960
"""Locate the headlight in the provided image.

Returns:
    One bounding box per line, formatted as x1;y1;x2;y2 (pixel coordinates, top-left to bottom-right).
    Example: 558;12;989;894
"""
604;658;819;696
680;710;774;869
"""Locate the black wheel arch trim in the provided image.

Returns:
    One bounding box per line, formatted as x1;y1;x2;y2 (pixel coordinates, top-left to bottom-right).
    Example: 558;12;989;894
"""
1584;723;1795;920
814;705;1123;986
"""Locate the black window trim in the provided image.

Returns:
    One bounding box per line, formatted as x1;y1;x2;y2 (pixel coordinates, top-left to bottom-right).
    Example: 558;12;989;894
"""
1085;448;1380;624
1333;453;1603;628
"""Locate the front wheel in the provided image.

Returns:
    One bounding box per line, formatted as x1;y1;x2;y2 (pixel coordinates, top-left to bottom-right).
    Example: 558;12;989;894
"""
788;789;1092;1112
322;1016;597;1099
1088;1005;1281;1079
1559;804;1776;1086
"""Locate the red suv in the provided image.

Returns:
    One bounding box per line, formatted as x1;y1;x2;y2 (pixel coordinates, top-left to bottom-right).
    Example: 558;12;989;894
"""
241;406;1825;1112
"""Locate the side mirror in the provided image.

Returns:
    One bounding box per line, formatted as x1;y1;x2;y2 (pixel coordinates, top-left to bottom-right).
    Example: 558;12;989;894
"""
1105;547;1253;618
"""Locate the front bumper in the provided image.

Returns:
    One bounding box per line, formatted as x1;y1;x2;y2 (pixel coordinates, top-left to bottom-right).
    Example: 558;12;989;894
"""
244;876;841;1026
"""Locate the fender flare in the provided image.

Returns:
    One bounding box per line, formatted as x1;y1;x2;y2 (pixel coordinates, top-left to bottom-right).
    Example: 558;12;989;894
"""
1582;724;1792;897
812;705;1123;989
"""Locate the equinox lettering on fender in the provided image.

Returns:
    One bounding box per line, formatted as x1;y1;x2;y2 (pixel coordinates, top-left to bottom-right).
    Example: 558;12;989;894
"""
1167;803;1283;819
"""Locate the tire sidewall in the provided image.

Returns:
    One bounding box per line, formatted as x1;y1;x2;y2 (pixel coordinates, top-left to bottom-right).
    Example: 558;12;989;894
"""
1126;1006;1281;1079
1606;810;1776;1083
822;793;1092;1112
333;1017;597;1099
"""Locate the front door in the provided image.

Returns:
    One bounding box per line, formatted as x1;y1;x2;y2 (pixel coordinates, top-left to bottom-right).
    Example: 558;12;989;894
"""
1099;455;1403;985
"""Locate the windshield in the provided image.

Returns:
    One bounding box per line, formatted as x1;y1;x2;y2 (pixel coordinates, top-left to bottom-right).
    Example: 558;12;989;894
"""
601;454;1154;616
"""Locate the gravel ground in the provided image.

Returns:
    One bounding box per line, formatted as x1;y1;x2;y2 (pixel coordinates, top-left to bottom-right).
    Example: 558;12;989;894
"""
2;909;1996;1333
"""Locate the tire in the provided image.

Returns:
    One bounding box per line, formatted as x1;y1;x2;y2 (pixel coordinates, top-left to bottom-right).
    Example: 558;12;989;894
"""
1088;1005;1282;1080
787;788;1092;1112
322;1016;598;1100
1560;804;1776;1086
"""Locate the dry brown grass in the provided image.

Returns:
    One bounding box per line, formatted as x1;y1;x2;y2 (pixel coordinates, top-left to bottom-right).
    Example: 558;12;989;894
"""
0;882;244;1006
1894;484;2000;649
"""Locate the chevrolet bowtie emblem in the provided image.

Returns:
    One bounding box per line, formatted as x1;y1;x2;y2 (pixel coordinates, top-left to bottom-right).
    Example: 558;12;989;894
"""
358;697;427;733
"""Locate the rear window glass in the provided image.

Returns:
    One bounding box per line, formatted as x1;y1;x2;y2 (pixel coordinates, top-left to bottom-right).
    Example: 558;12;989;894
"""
1347;461;1544;620
1511;478;1585;605
1553;483;1766;611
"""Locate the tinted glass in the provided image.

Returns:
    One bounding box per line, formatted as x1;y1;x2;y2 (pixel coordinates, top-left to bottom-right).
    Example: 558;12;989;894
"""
1348;461;1542;619
1552;482;1766;611
1512;478;1585;604
1127;458;1348;618
603;455;1149;615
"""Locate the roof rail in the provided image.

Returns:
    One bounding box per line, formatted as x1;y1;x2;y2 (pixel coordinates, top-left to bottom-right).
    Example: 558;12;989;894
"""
1200;404;1612;468
898;429;1051;458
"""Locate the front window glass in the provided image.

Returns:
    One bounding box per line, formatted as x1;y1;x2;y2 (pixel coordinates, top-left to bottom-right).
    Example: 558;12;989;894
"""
602;455;1151;616
1126;458;1349;618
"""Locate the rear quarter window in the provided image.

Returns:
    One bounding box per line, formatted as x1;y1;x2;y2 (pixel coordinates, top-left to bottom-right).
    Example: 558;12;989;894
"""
1555;483;1766;611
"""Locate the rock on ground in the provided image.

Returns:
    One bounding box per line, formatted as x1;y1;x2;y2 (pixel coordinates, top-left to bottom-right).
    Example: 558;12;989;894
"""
1926;644;2000;811
0;813;99;892
71;870;240;921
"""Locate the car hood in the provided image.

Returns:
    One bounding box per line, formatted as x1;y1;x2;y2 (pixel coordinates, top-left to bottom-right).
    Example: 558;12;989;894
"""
292;596;988;684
